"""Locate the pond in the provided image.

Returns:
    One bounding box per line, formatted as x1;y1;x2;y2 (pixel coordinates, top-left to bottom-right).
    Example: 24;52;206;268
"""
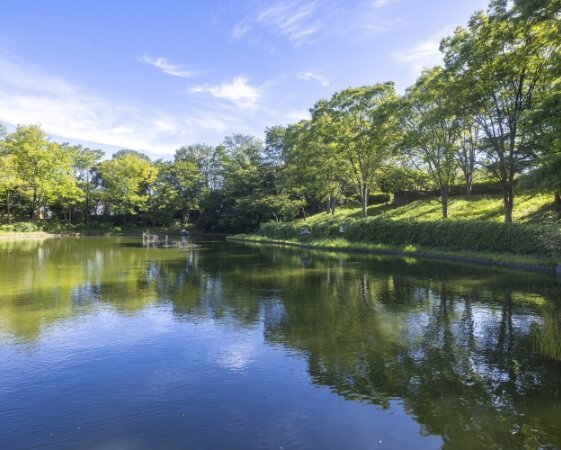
1;237;560;449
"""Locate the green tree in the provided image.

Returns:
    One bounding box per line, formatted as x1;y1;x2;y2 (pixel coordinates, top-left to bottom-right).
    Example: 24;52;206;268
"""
99;152;158;226
401;67;462;218
68;145;104;224
4;125;67;220
0;154;23;223
442;1;555;222
313;83;400;217
152;157;204;224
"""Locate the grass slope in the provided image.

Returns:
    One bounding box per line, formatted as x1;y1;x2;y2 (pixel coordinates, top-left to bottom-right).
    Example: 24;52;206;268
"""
303;193;558;225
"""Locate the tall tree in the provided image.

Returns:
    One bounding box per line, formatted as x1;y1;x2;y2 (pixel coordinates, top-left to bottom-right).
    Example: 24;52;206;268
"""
63;144;103;224
521;0;561;207
401;67;462;219
442;1;554;221
4;125;66;220
0;154;23;223
313;83;400;217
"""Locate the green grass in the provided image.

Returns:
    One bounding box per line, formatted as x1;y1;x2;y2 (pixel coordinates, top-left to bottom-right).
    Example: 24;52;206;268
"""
299;193;558;225
533;314;561;361
229;193;561;270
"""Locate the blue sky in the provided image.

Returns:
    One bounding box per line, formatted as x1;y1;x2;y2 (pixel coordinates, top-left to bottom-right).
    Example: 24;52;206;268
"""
0;0;489;158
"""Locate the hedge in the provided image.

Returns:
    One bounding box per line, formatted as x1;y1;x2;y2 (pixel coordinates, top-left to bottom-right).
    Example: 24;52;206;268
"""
258;218;561;257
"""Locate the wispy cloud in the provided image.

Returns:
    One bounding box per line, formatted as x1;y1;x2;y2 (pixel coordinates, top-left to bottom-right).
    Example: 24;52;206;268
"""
392;33;445;75
189;77;262;109
233;0;401;46
297;71;329;86
256;0;320;45
371;0;397;8
232;20;251;38
139;55;195;78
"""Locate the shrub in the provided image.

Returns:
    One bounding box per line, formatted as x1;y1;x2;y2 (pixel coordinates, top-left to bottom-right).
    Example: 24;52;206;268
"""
0;222;41;232
258;218;559;256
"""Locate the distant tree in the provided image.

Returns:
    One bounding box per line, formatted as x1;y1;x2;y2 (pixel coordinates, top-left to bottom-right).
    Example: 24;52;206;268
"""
99;152;158;226
112;149;151;161
152;158;204;224
61;144;104;224
4;125;73;220
0;154;23;223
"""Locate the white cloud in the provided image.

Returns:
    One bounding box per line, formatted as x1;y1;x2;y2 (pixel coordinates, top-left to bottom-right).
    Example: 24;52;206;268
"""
189;77;261;109
0;55;254;155
392;34;445;75
139;55;195;78
297;71;329;86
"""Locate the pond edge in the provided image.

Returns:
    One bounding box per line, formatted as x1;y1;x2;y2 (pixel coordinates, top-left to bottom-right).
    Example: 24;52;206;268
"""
227;235;561;278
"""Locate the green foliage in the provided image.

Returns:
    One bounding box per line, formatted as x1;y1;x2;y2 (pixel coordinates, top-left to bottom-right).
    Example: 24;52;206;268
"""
0;222;41;232
98;152;158;220
258;212;560;256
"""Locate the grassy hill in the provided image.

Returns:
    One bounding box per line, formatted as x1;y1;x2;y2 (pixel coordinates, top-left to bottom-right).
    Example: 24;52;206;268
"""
304;192;558;225
241;193;561;264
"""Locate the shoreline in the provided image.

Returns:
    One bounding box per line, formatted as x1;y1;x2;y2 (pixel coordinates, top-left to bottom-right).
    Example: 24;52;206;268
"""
227;235;561;278
0;232;60;241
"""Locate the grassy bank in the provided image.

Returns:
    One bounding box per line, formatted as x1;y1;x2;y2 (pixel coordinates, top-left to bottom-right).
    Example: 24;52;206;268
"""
228;194;561;275
306;193;558;224
0;231;58;241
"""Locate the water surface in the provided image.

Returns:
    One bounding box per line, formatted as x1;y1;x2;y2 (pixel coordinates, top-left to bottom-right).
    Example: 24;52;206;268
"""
1;237;561;449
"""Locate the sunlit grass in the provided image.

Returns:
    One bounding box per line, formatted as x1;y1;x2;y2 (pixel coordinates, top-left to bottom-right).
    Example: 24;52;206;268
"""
293;193;557;224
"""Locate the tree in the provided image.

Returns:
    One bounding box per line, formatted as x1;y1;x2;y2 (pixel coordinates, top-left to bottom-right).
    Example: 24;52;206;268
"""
4;125;65;220
68;145;104;224
457;122;481;196
442;1;555;222
401;67;462;218
313;83;400;217
99;152;158;226
521;0;561;207
0;154;23;223
152;158;204;224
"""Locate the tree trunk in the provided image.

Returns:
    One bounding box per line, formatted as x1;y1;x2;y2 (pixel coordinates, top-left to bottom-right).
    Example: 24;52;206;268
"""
361;186;369;218
6;191;11;225
465;176;473;196
441;186;449;219
554;191;561;211
503;183;514;223
84;172;90;225
31;189;37;221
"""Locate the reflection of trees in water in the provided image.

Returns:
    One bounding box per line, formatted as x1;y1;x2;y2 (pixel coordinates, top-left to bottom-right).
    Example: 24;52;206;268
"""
2;239;561;447
253;251;561;449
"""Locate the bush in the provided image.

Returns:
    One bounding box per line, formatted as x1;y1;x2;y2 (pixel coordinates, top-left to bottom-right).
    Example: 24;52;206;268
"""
258;218;559;256
0;222;41;232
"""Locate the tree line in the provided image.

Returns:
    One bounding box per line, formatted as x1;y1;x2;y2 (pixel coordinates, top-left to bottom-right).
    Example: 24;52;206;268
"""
0;0;559;231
